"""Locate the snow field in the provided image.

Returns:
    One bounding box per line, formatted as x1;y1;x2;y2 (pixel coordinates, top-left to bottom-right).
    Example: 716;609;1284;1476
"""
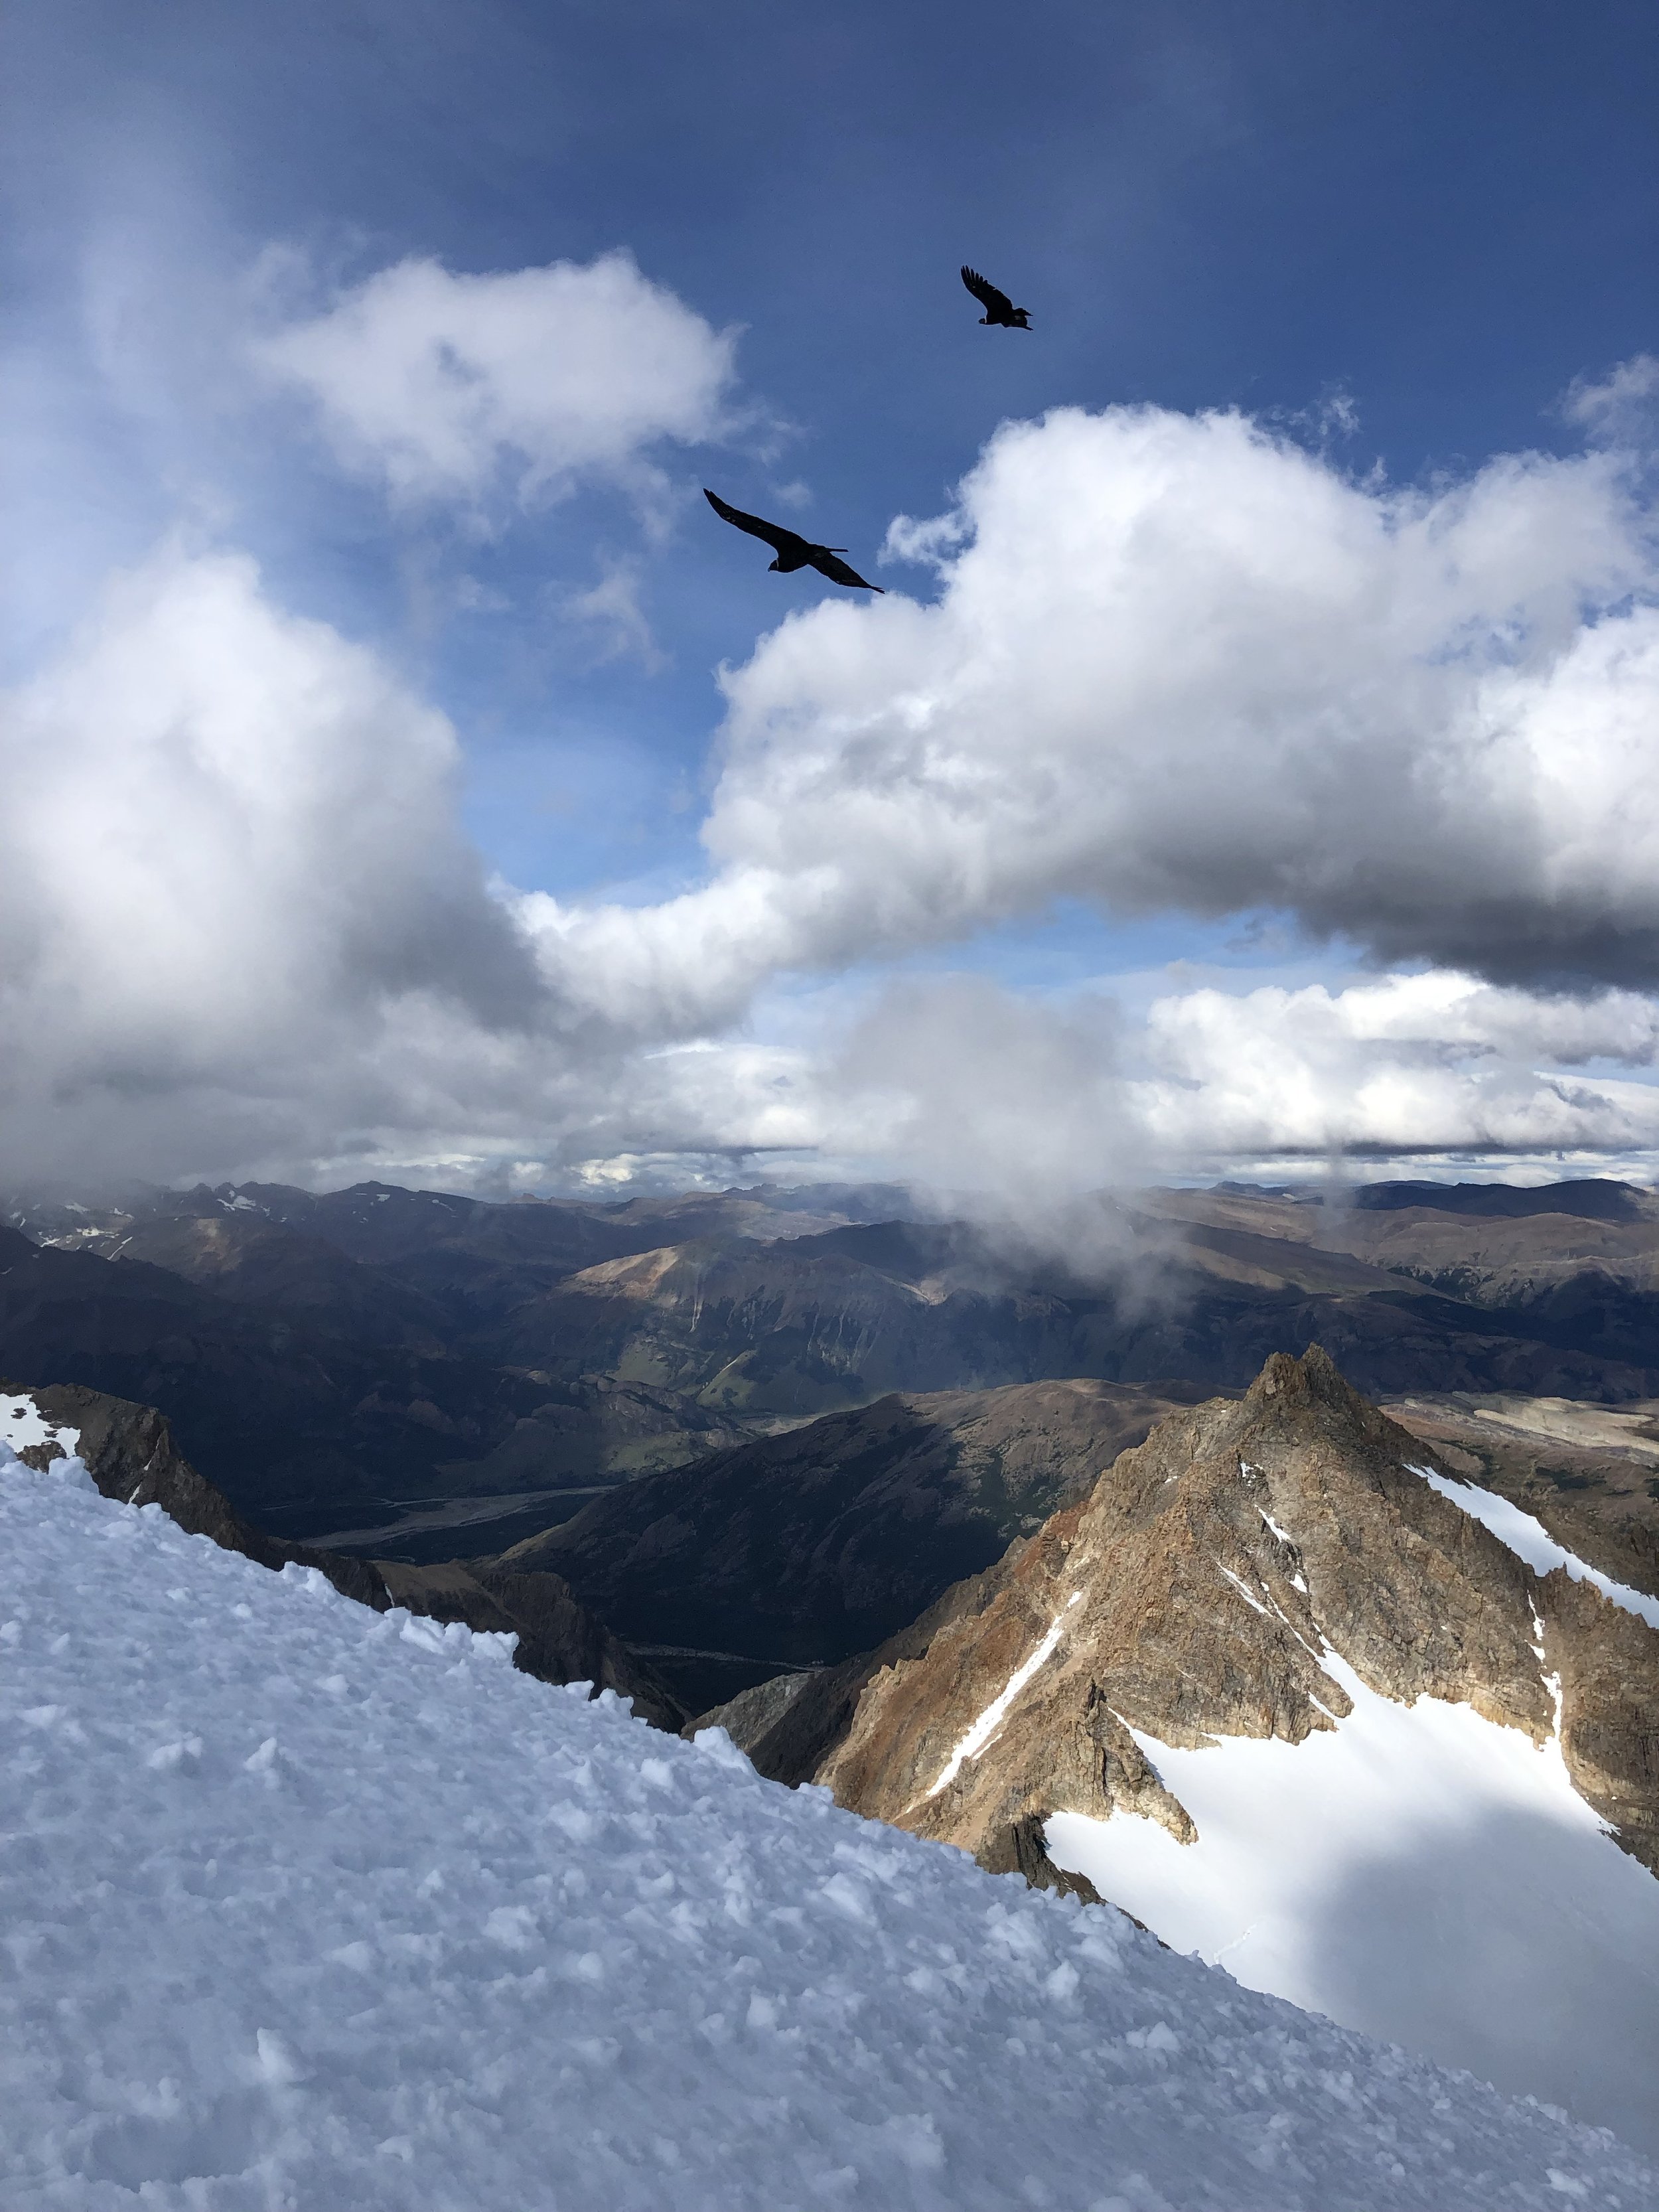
1;1390;80;1459
1046;1660;1659;2152
3;1443;1656;2210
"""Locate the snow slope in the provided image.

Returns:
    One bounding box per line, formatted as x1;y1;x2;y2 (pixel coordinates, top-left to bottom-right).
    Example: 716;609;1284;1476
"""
4;1449;1656;2211
1406;1460;1659;1630
1046;1663;1659;2156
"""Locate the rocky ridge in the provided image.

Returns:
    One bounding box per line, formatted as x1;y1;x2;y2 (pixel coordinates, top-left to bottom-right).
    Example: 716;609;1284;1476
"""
704;1348;1659;1887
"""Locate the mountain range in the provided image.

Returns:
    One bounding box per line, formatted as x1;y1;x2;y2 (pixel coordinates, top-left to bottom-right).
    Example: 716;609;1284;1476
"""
7;1173;1659;1558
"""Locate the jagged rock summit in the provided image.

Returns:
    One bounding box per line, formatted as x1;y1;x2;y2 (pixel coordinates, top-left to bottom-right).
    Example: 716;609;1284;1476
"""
707;1347;1659;2148
814;1347;1658;1869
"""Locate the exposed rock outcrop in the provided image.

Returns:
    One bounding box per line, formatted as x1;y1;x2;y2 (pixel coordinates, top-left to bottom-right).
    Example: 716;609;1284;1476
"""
735;1349;1659;1883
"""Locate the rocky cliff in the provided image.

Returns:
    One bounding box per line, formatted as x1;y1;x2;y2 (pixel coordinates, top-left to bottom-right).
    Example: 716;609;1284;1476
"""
707;1349;1659;1886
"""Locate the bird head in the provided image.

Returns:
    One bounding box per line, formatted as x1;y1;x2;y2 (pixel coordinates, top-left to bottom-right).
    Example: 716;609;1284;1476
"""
767;557;781;572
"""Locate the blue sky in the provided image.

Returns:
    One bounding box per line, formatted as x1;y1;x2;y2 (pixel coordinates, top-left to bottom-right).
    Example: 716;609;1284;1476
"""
15;0;1657;901
5;0;1659;1194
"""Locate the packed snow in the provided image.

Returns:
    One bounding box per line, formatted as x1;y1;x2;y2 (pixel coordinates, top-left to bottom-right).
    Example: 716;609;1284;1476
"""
1;1392;78;1459
1047;1651;1659;2156
5;1449;1654;2207
1406;1461;1659;1630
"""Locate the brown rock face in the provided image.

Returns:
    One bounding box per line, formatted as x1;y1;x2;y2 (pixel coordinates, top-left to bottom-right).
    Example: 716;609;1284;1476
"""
807;1347;1659;1881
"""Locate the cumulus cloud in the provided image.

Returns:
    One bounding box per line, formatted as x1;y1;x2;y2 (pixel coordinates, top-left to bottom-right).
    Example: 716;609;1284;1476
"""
256;251;736;510
0;546;560;1185
13;376;1659;1202
770;966;1659;1214
522;396;1659;1037
1133;971;1659;1159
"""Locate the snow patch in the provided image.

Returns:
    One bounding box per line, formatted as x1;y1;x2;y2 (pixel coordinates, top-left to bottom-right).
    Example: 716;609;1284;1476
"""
925;1611;1068;1799
0;1392;80;1463
1217;1564;1270;1616
1259;1506;1295;1548
1406;1463;1659;1631
1046;1653;1659;2155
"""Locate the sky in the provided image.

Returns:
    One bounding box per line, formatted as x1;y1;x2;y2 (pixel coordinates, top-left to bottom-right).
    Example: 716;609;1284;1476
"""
5;0;1659;1202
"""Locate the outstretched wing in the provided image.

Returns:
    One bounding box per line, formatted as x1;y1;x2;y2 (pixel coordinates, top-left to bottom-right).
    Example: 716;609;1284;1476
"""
810;550;885;593
704;487;798;557
961;265;1013;318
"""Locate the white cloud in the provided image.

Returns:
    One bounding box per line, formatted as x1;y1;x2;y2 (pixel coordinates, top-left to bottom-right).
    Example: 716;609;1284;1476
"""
13;380;1659;1203
1133;971;1659;1158
256;251;736;509
734;967;1659;1215
521;395;1659;1044
0;544;560;1185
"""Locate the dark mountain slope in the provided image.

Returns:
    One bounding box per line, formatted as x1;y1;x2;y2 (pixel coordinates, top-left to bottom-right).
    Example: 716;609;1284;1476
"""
60;1208;453;1351
5;1377;684;1729
498;1379;1212;1706
0;1235;552;1532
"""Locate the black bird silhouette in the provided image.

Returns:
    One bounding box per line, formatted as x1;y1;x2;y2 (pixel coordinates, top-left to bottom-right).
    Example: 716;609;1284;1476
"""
703;488;884;592
961;265;1031;330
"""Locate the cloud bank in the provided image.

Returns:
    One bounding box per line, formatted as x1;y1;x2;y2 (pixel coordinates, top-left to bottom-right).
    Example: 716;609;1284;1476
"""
11;311;1659;1196
527;396;1659;1045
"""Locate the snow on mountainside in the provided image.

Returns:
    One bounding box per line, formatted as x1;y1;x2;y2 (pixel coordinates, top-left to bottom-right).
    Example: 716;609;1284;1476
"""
4;1449;1656;2208
781;1349;1659;2155
1049;1461;1659;2147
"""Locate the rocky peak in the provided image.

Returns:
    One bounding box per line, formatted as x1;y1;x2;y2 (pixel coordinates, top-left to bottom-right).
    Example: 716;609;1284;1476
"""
809;1347;1659;1881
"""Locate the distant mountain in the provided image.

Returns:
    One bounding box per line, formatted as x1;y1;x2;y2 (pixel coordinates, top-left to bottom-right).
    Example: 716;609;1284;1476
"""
1354;1177;1654;1221
703;1349;1659;2152
7;1172;1659;1553
496;1378;1210;1708
503;1213;1658;1414
1147;1179;1659;1371
47;1205;456;1349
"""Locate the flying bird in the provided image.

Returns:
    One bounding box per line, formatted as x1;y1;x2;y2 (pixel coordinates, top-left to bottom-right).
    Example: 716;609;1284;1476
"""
703;488;884;592
961;265;1031;330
